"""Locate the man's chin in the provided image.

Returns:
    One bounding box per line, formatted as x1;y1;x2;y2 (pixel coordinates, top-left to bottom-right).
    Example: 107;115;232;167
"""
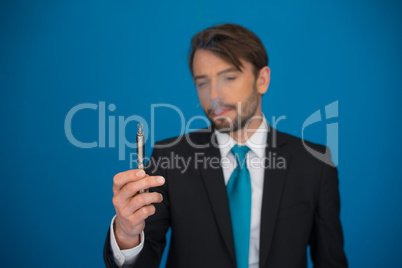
210;119;239;133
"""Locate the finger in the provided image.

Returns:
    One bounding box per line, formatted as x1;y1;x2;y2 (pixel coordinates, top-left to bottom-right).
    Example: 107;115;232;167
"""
113;173;149;196
128;204;157;223
117;176;165;202
113;169;146;193
121;192;163;217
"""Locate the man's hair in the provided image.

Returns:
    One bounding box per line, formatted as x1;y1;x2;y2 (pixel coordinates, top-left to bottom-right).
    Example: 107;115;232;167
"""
189;23;269;78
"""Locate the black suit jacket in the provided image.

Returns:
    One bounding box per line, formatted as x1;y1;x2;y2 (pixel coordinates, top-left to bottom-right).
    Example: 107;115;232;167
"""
104;128;348;268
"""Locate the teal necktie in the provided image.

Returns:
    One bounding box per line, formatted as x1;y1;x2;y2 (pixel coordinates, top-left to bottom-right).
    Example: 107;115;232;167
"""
227;145;251;268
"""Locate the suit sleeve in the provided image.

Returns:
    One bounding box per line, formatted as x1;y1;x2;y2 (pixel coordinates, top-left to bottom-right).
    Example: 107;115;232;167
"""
103;146;171;268
309;149;348;268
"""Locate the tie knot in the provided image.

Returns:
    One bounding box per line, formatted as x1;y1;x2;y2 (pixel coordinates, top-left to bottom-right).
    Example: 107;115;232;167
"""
231;144;250;166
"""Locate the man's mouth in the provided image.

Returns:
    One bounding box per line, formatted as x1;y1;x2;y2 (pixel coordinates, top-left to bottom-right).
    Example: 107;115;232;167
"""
212;108;231;117
208;99;236;119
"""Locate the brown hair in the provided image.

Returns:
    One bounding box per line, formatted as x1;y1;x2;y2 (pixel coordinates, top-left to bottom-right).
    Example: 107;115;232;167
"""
189;23;269;78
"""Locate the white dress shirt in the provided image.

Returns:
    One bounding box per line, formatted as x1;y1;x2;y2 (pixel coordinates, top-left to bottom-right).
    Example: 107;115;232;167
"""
110;118;269;267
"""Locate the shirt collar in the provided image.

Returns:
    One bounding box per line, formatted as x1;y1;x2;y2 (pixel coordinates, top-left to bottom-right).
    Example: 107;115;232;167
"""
215;117;268;158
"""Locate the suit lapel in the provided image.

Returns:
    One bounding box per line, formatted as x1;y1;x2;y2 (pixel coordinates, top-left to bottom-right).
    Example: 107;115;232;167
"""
198;132;236;264
259;130;291;268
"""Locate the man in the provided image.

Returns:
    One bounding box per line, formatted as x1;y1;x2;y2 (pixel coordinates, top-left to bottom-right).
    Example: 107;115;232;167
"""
104;23;348;268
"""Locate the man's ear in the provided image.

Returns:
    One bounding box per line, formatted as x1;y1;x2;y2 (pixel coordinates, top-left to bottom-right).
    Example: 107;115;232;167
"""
256;66;270;95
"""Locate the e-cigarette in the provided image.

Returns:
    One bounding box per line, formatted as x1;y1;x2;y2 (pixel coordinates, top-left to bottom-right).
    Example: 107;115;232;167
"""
137;124;148;193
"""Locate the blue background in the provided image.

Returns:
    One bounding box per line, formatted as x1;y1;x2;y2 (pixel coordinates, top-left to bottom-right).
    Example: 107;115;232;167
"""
1;0;401;267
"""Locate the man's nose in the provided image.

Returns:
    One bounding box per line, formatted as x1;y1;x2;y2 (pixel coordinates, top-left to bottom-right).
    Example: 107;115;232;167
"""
209;82;221;99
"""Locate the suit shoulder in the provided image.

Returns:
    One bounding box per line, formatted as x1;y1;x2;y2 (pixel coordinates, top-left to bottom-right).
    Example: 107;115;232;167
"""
276;130;326;154
275;129;336;167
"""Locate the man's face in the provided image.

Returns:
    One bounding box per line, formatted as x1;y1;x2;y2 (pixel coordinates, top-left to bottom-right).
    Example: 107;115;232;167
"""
192;49;262;133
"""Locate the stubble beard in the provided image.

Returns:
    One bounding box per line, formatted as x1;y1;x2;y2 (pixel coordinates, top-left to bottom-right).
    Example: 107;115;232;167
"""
207;87;260;133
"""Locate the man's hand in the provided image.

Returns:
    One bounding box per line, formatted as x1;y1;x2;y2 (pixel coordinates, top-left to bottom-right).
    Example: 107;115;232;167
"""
112;169;165;249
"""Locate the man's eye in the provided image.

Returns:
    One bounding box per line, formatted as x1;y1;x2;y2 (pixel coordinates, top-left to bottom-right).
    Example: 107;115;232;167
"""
226;77;236;81
197;82;207;87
